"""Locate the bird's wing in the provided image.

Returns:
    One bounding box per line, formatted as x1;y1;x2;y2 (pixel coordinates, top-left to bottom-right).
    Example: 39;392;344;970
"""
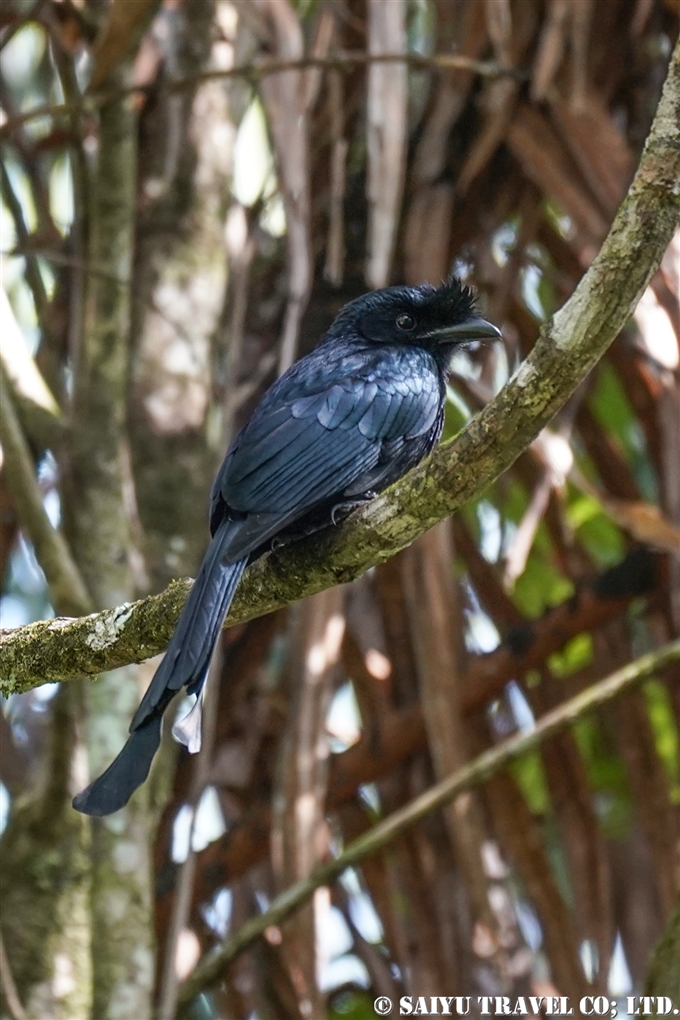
211;350;441;557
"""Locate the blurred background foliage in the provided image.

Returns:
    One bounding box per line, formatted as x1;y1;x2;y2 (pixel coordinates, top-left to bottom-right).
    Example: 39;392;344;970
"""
0;0;679;1018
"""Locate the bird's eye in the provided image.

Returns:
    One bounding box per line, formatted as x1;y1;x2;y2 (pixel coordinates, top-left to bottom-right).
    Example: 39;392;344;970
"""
396;312;415;331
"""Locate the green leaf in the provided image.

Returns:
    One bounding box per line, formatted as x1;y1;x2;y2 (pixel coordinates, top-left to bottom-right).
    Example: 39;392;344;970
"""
329;990;379;1020
548;633;594;678
510;750;551;814
572;717;634;838
513;553;574;619
643;679;680;802
588;362;658;501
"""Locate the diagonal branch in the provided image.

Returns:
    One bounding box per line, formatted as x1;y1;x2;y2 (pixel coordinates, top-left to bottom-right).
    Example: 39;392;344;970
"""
175;638;680;1006
0;40;679;695
0;51;516;137
0;365;92;618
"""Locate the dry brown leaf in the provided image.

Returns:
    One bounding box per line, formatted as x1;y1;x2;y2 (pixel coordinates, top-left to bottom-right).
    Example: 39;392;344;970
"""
569;0;593;112
605;499;680;555
552;89;634;217
507;105;609;241
572;464;680;555
634;286;679;370
485;0;513;67
532;0;570;100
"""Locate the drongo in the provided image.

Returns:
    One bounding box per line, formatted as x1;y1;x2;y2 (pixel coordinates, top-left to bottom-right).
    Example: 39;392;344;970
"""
73;278;500;815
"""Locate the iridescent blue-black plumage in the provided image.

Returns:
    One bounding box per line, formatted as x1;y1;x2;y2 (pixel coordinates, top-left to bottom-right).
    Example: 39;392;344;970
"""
73;278;499;815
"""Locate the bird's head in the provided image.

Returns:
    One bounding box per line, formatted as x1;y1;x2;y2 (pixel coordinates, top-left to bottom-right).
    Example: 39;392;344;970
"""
326;278;501;352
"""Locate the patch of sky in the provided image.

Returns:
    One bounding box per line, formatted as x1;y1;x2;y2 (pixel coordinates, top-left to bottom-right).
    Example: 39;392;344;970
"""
544;201;573;240
526;241;552;272
487;696;517;740
341;870;385;944
38;449;58;484
44;489;60;532
4;158;38;232
451;252;474;282
326;680;362;752
466;610;501;654
505;680;536;733
515;898;542;951
318;904;353;961
32;682;59;705
171;804;194;863
232;98;275;208
491;220;518;268
580;940;599;984
171;785;227;863
607;931;633;997
0;782;8;836
491;340;511;395
0;23;46;90
202;888;233;939
12;533;47;595
254;888;269;912
463;577;501;653
0;531;52;629
3;273;40;351
476;500;502;562
0;595;33;629
1;195;18;252
358;783;380;815
445;383;472;422
449;346;482;381
319;954;370;994
74;48;91;91
37;256;55;300
520;263;545;320
502;517;518;559
259;191;286;238
49;153;75;235
8;713;28;748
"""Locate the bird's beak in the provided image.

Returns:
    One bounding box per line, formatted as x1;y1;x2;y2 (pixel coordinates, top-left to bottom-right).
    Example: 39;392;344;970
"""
424;316;502;344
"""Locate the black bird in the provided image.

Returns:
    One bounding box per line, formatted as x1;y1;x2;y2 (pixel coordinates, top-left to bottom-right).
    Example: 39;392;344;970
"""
73;279;500;816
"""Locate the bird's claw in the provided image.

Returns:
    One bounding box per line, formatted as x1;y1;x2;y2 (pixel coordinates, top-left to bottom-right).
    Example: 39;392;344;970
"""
331;494;375;526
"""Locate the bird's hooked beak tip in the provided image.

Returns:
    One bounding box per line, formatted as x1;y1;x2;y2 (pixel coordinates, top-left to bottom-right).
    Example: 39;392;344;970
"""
427;316;503;344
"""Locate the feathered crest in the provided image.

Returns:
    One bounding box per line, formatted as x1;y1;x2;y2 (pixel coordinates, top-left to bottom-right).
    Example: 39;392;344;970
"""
327;276;478;339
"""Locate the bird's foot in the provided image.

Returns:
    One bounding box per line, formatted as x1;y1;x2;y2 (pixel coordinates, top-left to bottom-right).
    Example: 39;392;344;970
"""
331;494;375;526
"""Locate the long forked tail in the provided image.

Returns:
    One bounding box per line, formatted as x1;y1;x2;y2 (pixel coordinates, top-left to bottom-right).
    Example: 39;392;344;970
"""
72;523;247;816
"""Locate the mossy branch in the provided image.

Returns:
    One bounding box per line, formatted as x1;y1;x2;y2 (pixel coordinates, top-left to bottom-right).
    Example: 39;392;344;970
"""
1;41;679;696
176;638;680;1006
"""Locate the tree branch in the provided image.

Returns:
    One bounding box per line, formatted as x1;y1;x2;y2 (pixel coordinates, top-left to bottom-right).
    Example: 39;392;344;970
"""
0;51;516;136
0;365;92;618
176;638;680;1006
0;930;26;1020
0;287;64;453
158;547;657;919
0;40;678;695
